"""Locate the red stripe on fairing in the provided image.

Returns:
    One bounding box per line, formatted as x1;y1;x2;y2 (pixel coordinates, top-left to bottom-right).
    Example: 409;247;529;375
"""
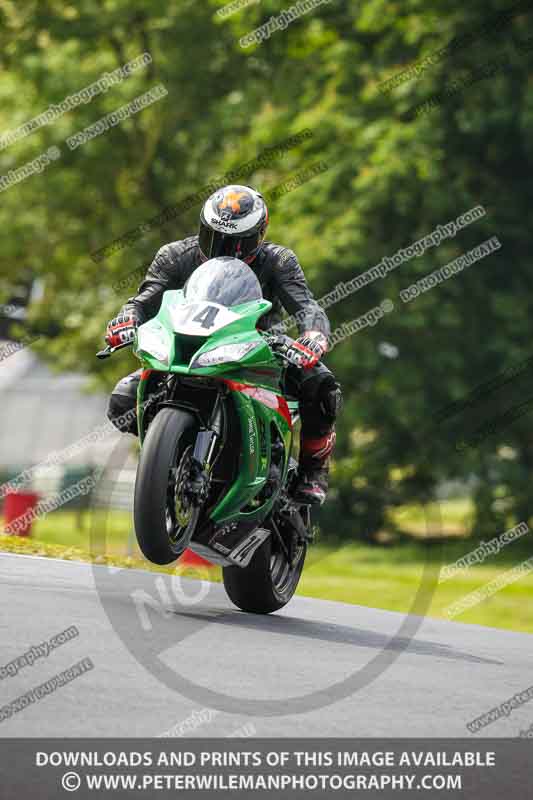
140;369;153;381
222;379;292;428
276;396;292;428
222;379;247;391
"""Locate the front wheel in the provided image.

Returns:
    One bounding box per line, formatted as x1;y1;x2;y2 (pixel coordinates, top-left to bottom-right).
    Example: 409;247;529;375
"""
134;408;199;565
222;533;307;614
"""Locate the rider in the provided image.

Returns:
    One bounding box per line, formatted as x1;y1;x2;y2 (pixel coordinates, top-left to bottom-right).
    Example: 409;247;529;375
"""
105;185;342;505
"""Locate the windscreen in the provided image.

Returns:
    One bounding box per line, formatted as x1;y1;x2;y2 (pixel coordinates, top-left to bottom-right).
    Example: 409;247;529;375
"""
184;257;262;307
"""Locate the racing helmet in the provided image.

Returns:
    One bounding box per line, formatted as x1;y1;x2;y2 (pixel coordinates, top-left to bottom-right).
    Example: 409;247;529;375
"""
198;185;268;263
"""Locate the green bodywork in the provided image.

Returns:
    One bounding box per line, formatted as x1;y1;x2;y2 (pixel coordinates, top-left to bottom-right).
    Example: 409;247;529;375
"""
133;289;295;527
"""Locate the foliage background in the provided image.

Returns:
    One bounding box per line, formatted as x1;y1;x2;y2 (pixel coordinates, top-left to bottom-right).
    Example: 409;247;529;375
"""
1;0;532;544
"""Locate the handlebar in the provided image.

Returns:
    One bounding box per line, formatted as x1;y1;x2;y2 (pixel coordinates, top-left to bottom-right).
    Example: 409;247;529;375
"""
96;334;299;364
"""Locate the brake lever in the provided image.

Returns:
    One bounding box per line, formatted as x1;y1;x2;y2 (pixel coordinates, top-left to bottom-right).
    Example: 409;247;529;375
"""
96;341;133;360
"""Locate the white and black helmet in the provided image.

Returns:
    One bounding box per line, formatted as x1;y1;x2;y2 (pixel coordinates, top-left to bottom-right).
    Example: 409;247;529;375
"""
199;185;269;263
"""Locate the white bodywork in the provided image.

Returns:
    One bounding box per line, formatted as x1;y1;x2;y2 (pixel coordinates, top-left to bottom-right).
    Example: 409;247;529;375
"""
170;302;240;336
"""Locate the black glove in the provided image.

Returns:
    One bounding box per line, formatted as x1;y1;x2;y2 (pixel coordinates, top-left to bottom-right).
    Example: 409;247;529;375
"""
105;308;139;348
285;332;328;369
267;332;327;369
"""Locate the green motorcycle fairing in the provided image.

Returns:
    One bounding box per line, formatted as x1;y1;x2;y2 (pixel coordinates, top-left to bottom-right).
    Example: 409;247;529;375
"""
133;285;295;527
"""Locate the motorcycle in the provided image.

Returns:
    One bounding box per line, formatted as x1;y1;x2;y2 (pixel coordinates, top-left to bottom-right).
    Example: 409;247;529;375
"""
97;257;314;614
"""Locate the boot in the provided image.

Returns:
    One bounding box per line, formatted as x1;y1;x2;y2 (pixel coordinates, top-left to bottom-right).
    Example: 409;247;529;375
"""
292;430;336;506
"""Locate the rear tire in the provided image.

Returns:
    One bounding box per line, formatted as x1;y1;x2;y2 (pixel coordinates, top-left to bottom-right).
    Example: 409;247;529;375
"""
222;534;306;614
134;408;197;565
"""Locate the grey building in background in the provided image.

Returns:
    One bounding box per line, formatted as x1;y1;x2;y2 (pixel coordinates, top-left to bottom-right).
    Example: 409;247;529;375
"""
0;343;136;507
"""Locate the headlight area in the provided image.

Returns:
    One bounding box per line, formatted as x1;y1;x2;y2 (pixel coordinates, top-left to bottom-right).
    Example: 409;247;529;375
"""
136;325;172;366
190;342;259;368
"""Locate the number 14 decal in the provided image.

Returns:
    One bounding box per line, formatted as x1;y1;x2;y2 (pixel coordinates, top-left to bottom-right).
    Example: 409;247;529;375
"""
178;303;220;329
192;304;220;329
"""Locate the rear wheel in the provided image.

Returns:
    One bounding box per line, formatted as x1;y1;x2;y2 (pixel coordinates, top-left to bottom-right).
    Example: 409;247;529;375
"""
134;408;199;565
222;527;307;614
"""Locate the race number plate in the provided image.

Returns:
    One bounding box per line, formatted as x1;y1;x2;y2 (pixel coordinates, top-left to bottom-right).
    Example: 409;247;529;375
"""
170;302;240;336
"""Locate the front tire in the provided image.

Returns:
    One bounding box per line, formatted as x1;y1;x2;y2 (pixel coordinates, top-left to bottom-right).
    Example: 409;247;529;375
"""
222;534;306;614
134;408;198;565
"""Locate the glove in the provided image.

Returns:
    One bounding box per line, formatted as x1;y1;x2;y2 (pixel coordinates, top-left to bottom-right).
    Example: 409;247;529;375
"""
286;332;328;369
105;310;139;348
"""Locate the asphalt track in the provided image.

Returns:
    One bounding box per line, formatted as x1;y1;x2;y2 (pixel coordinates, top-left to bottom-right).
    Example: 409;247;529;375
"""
0;552;532;738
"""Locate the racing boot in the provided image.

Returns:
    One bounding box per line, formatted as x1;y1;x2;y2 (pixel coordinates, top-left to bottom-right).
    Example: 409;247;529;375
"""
292;430;336;506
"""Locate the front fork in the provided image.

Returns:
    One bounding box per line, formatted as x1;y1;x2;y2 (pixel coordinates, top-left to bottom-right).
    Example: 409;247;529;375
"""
138;374;224;506
185;393;224;506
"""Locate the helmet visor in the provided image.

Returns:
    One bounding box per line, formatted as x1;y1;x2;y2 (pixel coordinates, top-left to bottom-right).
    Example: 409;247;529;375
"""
199;222;261;261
